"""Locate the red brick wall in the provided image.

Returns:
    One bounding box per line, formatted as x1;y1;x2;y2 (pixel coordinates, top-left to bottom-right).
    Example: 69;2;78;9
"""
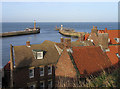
55;49;77;78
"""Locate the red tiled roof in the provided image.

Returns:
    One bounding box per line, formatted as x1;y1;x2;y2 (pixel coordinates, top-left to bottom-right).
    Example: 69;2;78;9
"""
72;46;112;75
106;45;120;65
106;30;120;44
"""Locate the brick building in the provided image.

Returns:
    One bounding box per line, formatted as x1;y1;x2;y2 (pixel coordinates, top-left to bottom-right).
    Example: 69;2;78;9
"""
10;40;59;88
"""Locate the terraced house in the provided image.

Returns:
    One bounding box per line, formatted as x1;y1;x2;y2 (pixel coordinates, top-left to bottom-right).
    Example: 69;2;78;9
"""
10;40;59;88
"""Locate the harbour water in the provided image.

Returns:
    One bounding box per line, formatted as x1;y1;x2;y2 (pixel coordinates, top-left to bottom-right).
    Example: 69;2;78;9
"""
1;22;118;67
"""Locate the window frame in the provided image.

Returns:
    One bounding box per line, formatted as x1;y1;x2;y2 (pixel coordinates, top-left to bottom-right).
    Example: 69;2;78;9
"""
48;65;52;75
40;66;44;76
40;81;45;88
29;68;34;78
29;84;36;89
37;51;43;59
48;79;52;88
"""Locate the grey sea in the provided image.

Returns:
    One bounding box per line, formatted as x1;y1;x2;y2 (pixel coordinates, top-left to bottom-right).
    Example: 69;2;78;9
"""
1;22;118;67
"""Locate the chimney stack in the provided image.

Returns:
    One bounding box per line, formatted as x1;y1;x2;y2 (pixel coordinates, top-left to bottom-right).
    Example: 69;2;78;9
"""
60;37;64;43
105;28;107;33
26;41;31;47
91;26;98;34
64;38;71;48
77;34;84;42
98;33;109;49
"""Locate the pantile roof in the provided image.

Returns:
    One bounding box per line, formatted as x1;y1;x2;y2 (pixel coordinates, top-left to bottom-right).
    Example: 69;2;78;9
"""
71;46;112;76
106;45;120;65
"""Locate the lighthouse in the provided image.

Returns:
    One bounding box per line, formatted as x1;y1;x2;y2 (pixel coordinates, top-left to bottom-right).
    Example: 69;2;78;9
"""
61;24;63;30
34;20;36;30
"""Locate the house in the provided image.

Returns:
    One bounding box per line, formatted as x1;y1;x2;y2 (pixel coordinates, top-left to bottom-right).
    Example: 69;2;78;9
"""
10;40;59;88
87;26;109;49
2;61;11;88
55;38;113;87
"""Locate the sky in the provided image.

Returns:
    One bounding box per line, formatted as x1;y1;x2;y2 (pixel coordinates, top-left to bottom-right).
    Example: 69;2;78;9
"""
2;2;118;22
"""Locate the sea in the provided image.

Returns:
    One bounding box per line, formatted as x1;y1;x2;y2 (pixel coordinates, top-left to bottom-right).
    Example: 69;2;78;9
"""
1;22;118;67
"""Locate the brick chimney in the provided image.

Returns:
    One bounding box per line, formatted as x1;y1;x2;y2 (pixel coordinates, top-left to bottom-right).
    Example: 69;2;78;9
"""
26;41;31;47
98;33;108;49
91;26;98;34
105;28;107;33
77;34;84;42
61;37;64;43
64;38;71;48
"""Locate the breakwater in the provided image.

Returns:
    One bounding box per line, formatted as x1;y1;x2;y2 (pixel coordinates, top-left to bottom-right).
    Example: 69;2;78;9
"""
56;27;86;38
0;28;40;37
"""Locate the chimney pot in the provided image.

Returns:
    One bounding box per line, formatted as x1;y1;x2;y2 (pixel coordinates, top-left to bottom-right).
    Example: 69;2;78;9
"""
26;41;30;47
105;28;107;33
64;38;71;48
61;37;64;43
93;26;94;28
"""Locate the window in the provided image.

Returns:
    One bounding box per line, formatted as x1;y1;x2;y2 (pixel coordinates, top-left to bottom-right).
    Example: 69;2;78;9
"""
116;53;120;59
40;67;44;76
48;65;52;75
29;68;34;78
40;81;44;88
114;38;120;43
32;50;43;59
48;80;52;88
37;52;43;59
29;84;35;89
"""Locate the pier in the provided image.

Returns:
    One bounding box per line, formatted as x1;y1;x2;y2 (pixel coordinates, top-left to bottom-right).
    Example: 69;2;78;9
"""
0;20;40;37
56;25;86;38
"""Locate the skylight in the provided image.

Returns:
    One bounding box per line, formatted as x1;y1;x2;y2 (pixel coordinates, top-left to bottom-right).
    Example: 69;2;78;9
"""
116;53;120;59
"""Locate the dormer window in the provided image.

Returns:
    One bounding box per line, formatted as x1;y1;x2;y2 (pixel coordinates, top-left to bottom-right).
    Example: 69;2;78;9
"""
116;53;120;59
32;50;44;59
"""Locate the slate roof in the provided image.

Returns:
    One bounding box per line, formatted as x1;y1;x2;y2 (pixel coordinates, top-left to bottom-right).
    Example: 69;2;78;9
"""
71;46;112;75
14;40;59;68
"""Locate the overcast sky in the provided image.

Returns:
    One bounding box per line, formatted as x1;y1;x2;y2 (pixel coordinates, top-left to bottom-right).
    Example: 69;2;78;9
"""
2;2;118;22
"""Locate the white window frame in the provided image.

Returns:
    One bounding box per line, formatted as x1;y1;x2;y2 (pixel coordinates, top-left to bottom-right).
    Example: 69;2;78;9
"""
48;65;52;75
40;67;44;76
29;68;34;78
40;81;45;88
48;80;52;88
37;51;43;59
